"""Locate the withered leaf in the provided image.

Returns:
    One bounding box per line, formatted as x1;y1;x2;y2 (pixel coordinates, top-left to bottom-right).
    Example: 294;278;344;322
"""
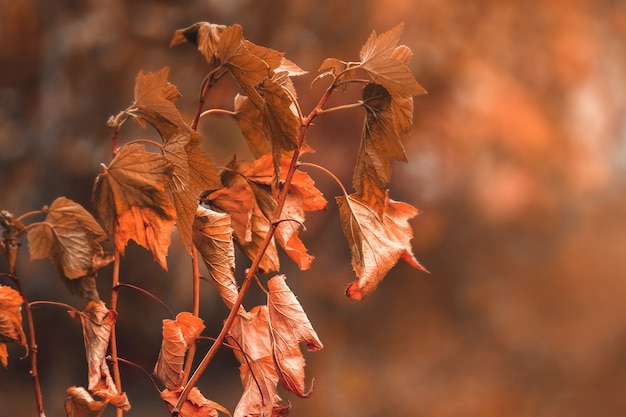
65;386;107;417
185;139;222;198
93;143;176;270
154;312;205;390
70;300;130;410
267;275;322;397
358;23;426;97
229;306;281;417
230;153;327;270
192;205;240;311
129;67;187;137
161;387;230;417
234;94;272;158
0;285;27;367
260;74;301;177
27;197;113;300
211;174;280;273
354;83;409;217
336;194;426;300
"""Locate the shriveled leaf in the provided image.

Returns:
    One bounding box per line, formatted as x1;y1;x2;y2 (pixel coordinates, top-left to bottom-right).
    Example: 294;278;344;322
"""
154;312;205;390
268;275;322;397
260;74;301;177
210;174;280;273
155;319;186;390
65;386;107;417
129;67;187;137
193;206;239;310
162;387;231;417
70;301;127;406
0;285;27;366
315;58;352;84
354;83;408;217
27;197;113;300
234;94;272;158
229;306;282;417
93;143;176;270
358;23;425;97
230;154;327;270
170;189;198;254
336;194;426;300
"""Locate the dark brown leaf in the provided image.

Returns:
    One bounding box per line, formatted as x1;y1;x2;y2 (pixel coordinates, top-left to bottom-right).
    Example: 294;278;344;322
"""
27;197;113;300
336;194;426;300
267;275;322;397
353;83;408;217
92;143;176;270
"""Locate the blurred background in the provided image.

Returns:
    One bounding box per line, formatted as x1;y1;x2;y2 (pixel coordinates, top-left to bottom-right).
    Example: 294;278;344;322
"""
2;0;626;416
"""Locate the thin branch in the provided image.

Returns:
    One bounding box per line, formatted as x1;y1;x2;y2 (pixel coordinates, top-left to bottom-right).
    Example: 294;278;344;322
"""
10;274;46;417
115;283;175;319
113;356;162;394
109;250;124;417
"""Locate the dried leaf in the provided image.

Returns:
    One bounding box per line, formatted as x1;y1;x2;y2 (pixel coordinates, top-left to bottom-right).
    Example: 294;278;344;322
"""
358;23;426;97
71;300;130;410
234;94;272;158
193;205;240;310
229;154;326;270
229;306;282;417
268;275;322;397
27;197;113;300
353;83;409;217
129;67;187;137
185;138;222;198
65;386;107;417
0;285;27;367
93;143;176;270
161;387;231;417
260;74;301;176
336;194;426;300
211;174;280;273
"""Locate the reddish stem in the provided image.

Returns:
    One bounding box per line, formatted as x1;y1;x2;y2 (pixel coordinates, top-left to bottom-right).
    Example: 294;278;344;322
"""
109;250;124;417
171;83;336;415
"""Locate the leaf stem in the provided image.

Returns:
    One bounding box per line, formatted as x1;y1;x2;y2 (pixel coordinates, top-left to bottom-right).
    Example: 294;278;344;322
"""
113;356;162;394
15;210;44;223
171;82;336;416
29;300;80;313
114;283;175;319
199;108;237;119
182;247;201;384
316;101;363;116
298;162;350;197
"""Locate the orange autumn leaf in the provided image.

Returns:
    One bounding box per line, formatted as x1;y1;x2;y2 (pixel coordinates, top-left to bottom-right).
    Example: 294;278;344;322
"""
0;285;27;367
192;205;242;311
336;194;426;300
229;306;283;417
154;312;205;390
161;387;231;417
267;275;322;397
93;143;176;270
127;67;187;138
